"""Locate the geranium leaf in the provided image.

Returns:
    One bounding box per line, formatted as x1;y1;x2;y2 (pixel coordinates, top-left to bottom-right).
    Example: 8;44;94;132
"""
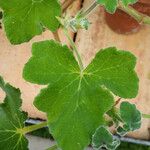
0;76;28;150
92;126;120;150
23;40;139;150
122;0;138;6
117;102;141;136
0;0;61;44
96;0;118;13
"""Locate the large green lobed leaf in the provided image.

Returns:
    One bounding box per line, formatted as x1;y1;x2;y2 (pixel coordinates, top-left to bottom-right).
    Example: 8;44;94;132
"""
23;40;139;150
0;76;28;150
0;0;61;44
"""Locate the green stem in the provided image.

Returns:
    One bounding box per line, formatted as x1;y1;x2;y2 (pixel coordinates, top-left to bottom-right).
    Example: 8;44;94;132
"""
142;114;150;119
63;28;84;71
47;145;58;150
119;2;150;25
20;121;47;134
62;1;98;71
80;1;98;18
60;1;99;72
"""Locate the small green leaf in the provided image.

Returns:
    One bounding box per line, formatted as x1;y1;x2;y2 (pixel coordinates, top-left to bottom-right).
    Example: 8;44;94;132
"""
122;0;138;6
92;126;120;150
117;102;141;136
69;17;90;32
0;76;28;150
0;0;61;44
23;40;139;150
96;0;118;13
97;0;138;13
68;11;91;32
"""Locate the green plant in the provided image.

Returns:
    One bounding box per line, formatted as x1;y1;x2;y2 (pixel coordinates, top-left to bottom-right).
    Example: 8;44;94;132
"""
0;0;150;150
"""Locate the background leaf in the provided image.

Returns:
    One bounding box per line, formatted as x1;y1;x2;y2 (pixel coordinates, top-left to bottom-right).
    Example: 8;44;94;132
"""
92;126;120;150
0;0;61;44
117;102;141;136
0;76;28;150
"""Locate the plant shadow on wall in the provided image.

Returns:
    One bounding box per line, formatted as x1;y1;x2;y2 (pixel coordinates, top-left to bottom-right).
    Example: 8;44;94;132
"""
0;0;150;150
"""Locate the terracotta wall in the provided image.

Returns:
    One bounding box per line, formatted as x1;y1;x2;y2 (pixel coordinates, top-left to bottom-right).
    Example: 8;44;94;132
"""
0;0;150;140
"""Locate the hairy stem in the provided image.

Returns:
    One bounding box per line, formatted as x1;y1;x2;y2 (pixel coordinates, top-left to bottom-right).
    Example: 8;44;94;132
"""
47;145;58;150
80;0;150;25
52;31;61;42
142;114;150;119
61;1;99;71
119;2;150;25
63;28;84;71
80;1;98;18
21;121;47;134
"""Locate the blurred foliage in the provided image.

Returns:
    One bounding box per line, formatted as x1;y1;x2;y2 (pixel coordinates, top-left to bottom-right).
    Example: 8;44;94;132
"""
26;123;53;139
27;125;150;150
0;11;2;19
0;11;2;28
117;142;150;150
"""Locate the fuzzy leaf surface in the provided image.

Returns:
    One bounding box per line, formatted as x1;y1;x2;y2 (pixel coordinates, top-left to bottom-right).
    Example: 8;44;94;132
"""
23;40;138;150
0;0;61;44
117;102;141;136
92;126;120;150
0;76;28;150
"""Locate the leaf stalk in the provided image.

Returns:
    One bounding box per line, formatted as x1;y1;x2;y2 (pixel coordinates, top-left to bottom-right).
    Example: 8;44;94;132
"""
20;121;47;135
142;114;150;119
63;27;84;71
80;1;98;18
47;145;58;150
119;1;150;25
